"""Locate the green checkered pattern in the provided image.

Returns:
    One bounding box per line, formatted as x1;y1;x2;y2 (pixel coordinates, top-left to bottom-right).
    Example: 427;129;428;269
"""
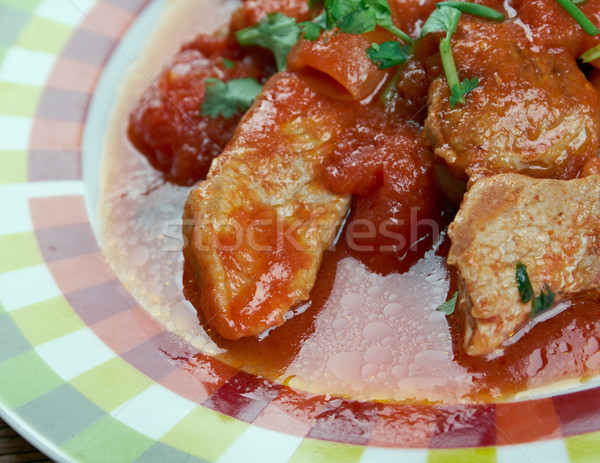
0;0;218;461
0;0;50;185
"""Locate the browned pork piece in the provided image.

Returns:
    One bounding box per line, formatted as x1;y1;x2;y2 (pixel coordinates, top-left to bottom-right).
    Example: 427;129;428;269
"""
183;72;353;340
448;173;600;356
424;20;600;195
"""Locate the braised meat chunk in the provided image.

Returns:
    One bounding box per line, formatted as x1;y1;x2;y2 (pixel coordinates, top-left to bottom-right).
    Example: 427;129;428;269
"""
183;72;353;340
424;20;600;186
448;174;600;356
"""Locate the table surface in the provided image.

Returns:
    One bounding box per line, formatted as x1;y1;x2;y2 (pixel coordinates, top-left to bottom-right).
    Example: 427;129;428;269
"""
0;418;51;462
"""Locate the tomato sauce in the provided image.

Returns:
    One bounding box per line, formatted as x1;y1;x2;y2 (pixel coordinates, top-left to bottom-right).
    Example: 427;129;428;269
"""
322;119;443;274
100;0;600;405
451;293;600;400
128;34;275;185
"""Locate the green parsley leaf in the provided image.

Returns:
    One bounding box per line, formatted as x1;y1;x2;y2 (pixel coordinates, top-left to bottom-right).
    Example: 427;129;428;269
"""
309;0;324;6
299;12;327;40
449;76;478;108
314;10;328;27
340;8;377;33
236;12;300;71
366;41;410;68
580;42;600;62
363;0;395;27
515;262;534;303
299;20;325;40
435;1;505;21
222;58;236;69
201;77;262;119
326;0;360;28
437;291;459;315
531;285;556;315
421;5;461;41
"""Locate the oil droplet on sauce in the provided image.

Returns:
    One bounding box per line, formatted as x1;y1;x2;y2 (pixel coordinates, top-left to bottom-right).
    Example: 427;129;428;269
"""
282;255;474;402
527;349;545;377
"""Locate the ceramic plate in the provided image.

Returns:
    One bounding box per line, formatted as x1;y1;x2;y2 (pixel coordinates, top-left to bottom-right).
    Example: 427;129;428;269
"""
1;0;600;461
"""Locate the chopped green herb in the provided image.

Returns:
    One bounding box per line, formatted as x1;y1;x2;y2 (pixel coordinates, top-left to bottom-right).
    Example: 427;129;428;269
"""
300;0;414;68
422;6;473;106
422;4;487;107
437;291;458;315
515;263;556;316
363;0;402;31
299;20;324;40
339;7;377;33
299;12;327;40
531;285;556;315
366;41;410;68
555;0;599;36
222;58;236;69
449;76;479;108
201;77;262;119
421;4;461;39
325;0;413;43
515;262;534;303
326;0;361;28
435;1;505;21
580;42;600;62
309;0;324;6
236;12;300;71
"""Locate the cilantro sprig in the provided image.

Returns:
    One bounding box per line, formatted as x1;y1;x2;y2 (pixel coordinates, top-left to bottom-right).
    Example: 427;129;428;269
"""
299;1;414;78
236;12;300;71
322;0;413;43
235;1;414;71
201;77;263;119
515;263;556;316
366;41;411;68
299;12;327;40
300;0;413;44
208;0;414;118
207;0;508;119
421;3;503;107
421;6;471;107
449;77;478;107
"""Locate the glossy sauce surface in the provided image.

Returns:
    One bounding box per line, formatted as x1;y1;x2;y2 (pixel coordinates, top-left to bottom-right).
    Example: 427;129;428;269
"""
100;0;600;404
